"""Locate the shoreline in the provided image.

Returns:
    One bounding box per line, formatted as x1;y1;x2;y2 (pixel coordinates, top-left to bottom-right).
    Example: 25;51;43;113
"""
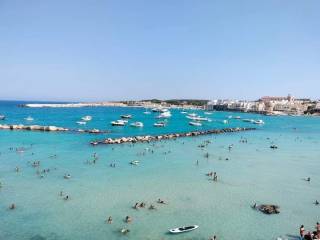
90;127;256;145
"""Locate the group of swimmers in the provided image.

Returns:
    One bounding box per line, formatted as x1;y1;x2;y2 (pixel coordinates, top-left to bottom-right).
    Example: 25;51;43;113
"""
300;223;320;239
207;171;218;181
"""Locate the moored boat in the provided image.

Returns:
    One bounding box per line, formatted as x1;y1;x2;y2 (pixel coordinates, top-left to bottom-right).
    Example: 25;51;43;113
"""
154;122;166;127
130;160;139;165
169;225;199;234
121;114;132;119
189;121;202;126
130;122;143;127
253;119;265;124
25;116;34;121
81;115;92;121
111;120;126;126
157;111;171;118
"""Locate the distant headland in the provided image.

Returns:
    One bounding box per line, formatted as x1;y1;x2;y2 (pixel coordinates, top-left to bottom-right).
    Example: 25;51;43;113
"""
19;95;320;116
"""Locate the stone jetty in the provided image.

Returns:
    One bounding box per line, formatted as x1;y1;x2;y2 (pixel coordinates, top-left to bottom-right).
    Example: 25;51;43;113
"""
90;127;256;145
0;124;109;134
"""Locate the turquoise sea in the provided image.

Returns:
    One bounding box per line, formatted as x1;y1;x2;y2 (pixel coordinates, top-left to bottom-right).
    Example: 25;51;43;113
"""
0;101;319;240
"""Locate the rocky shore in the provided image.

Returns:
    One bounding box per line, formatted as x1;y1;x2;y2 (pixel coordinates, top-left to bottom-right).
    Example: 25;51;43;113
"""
0;124;109;134
90;127;256;145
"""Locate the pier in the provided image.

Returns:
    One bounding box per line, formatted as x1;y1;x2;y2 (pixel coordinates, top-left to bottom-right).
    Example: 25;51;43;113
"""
0;124;110;134
90;127;256;145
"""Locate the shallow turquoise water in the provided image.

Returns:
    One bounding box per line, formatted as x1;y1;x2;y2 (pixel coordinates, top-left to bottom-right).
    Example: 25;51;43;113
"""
0;101;319;240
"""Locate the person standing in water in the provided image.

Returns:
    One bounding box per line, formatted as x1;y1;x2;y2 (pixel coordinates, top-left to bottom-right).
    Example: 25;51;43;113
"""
300;225;305;239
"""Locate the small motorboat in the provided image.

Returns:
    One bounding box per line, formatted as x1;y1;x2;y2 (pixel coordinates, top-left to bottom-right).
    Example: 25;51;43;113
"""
204;112;212;115
81;115;92;121
25;116;34;121
169;225;199;234
143;111;151;114
156;111;172;118
77;121;87;125
0;115;5;120
154;122;166;127
189;121;202;126
64;174;71;179
222;120;228;124
111;120;126;126
253;119;265;125
130;160;139;165
121;114;132;119
181;111;188;114
130;122;143;128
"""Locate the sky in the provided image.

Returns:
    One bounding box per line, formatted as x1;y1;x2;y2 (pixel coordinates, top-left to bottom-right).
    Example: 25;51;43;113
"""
0;0;319;101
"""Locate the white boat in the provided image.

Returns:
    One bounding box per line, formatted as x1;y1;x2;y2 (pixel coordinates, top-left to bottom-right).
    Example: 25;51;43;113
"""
222;120;228;124
25;116;34;121
228;115;233;119
111;120;126;126
154;122;166;127
253;119;265;125
81;115;92;121
188;113;198;117
152;108;168;112
169;225;199;234
130;122;144;127
77;121;87;125
204;112;212;115
0;115;6;120
121;114;132;119
180;111;187;114
143;111;151;114
186;116;209;121
234;116;241;119
189;121;202;126
157;111;172;118
130;160;139;165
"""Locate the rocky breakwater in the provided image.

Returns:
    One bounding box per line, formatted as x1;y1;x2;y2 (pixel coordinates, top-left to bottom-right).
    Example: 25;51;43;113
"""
90;127;256;145
0;124;109;134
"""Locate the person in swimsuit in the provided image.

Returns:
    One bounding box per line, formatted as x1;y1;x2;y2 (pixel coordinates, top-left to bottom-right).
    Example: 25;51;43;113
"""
300;225;305;239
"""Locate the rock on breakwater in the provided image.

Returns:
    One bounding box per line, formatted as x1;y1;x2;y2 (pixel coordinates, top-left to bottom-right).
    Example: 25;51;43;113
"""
90;127;256;145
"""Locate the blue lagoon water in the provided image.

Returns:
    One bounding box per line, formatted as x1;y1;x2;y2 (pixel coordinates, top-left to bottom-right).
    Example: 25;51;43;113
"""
0;101;319;240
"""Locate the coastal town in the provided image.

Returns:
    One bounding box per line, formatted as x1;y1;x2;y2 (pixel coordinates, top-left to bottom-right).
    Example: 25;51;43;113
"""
22;94;320;116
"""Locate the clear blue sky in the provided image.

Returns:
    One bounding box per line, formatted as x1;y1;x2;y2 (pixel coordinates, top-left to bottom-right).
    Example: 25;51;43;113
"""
0;0;319;101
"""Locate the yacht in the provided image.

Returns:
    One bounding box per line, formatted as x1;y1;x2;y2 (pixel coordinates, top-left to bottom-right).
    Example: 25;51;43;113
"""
121;114;132;119
253;119;265;125
130;122;144;128
189;121;202;126
0;115;5;120
188;113;198;117
111;120;126;126
81;115;92;121
25;116;34;121
157;111;172;118
154;122;166;127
